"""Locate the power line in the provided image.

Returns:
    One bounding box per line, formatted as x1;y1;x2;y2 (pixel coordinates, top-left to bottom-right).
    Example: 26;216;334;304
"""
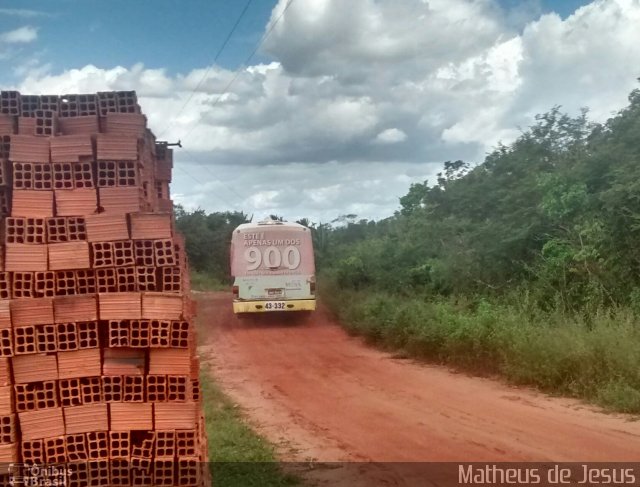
180;146;248;206
173;164;236;208
170;0;297;214
179;0;296;144
157;0;255;138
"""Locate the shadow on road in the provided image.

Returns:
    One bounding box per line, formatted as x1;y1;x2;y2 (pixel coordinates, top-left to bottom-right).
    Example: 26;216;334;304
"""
234;311;314;329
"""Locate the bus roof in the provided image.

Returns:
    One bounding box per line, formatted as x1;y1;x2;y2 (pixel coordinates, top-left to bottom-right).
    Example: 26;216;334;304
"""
234;221;310;233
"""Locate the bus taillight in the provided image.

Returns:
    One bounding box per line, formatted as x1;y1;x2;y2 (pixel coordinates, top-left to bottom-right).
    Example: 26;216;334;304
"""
232;285;239;298
310;280;316;295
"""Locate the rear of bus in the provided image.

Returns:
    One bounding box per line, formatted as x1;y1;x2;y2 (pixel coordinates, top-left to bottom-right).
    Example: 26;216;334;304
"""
230;220;316;314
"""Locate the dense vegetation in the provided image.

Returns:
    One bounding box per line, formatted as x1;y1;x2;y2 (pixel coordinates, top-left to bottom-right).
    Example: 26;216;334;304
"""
178;86;640;413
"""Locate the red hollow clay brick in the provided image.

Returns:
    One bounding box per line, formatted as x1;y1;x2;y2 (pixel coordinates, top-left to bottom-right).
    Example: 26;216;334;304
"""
130;213;172;240
176;457;200;485
153;460;174;485
167;375;190;402
11;190;54;217
136;266;157;291
133;240;154;266
73;161;94;189
11;272;34;298
108;320;129;347
13;383;36;412
85;213;129;241
56;322;78;352
75;268;96;294
149;320;171;347
44;436;66;463
65;432;88;461
146;375;166;402
175;430;198;457
11;297;54;326
91;241;114;268
88;460;110;486
86;430;109;460
54;294;98;323
18;407;64;440
0;329;12;357
77;321;99;349
0;359;11;386
149;348;190;376
153;239;176;266
102;348;145;376
0;301;9;329
96;134;138;160
141;292;183;320
109;459;131;485
154;402;198;430
101;375;123;402
116;266;137;292
0;274;10;301
123;375;144;402
99;187;142;213
9;134;49;163
0;386;13;415
64;403;108;434
36;323;58;353
80;376;102;404
170;321;191;348
21;438;45;463
54;188;98;216
113;240;135;266
130;319;150;348
95;267;117;293
13;325;37;355
154;430;175;458
52;162;74;189
34;270;56;297
50;134;93;163
58;115;99;135
99;292;142;320
109;402;152;431
34;380;58;410
109;431;131;460
57;348;101;379
12;353;57;383
59;377;82;407
4;243;48;272
48;241;90;270
0;442;18;464
55;270;76;295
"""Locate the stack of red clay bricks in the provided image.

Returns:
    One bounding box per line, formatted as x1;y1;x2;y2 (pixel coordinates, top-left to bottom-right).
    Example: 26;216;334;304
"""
0;90;208;486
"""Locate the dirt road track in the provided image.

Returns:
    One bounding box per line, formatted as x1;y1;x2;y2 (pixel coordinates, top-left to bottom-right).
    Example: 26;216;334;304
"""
197;292;640;485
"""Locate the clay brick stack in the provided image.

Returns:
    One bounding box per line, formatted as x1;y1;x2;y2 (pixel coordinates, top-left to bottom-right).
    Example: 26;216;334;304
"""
0;90;208;486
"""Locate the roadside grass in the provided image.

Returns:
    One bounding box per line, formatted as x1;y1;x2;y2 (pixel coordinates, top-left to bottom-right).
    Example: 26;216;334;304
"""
201;371;299;487
321;278;640;415
191;270;228;292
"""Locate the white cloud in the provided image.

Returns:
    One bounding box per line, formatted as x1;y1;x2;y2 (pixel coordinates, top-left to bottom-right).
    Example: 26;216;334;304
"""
374;128;407;144
0;26;38;44
12;0;640;221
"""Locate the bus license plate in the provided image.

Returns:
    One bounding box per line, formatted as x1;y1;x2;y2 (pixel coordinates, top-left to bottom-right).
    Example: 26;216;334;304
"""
264;301;286;311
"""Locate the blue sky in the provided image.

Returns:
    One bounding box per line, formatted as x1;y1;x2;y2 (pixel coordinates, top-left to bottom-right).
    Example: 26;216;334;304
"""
2;0;639;222
2;0;590;78
0;0;278;78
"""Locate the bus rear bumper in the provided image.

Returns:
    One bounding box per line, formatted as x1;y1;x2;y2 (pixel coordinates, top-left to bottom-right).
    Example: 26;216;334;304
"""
233;299;316;314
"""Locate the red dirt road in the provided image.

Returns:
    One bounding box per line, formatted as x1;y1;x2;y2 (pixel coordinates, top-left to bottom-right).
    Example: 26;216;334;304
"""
198;292;640;484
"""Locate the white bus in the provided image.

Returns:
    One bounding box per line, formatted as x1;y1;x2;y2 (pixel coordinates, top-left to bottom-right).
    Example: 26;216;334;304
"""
230;219;316;314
